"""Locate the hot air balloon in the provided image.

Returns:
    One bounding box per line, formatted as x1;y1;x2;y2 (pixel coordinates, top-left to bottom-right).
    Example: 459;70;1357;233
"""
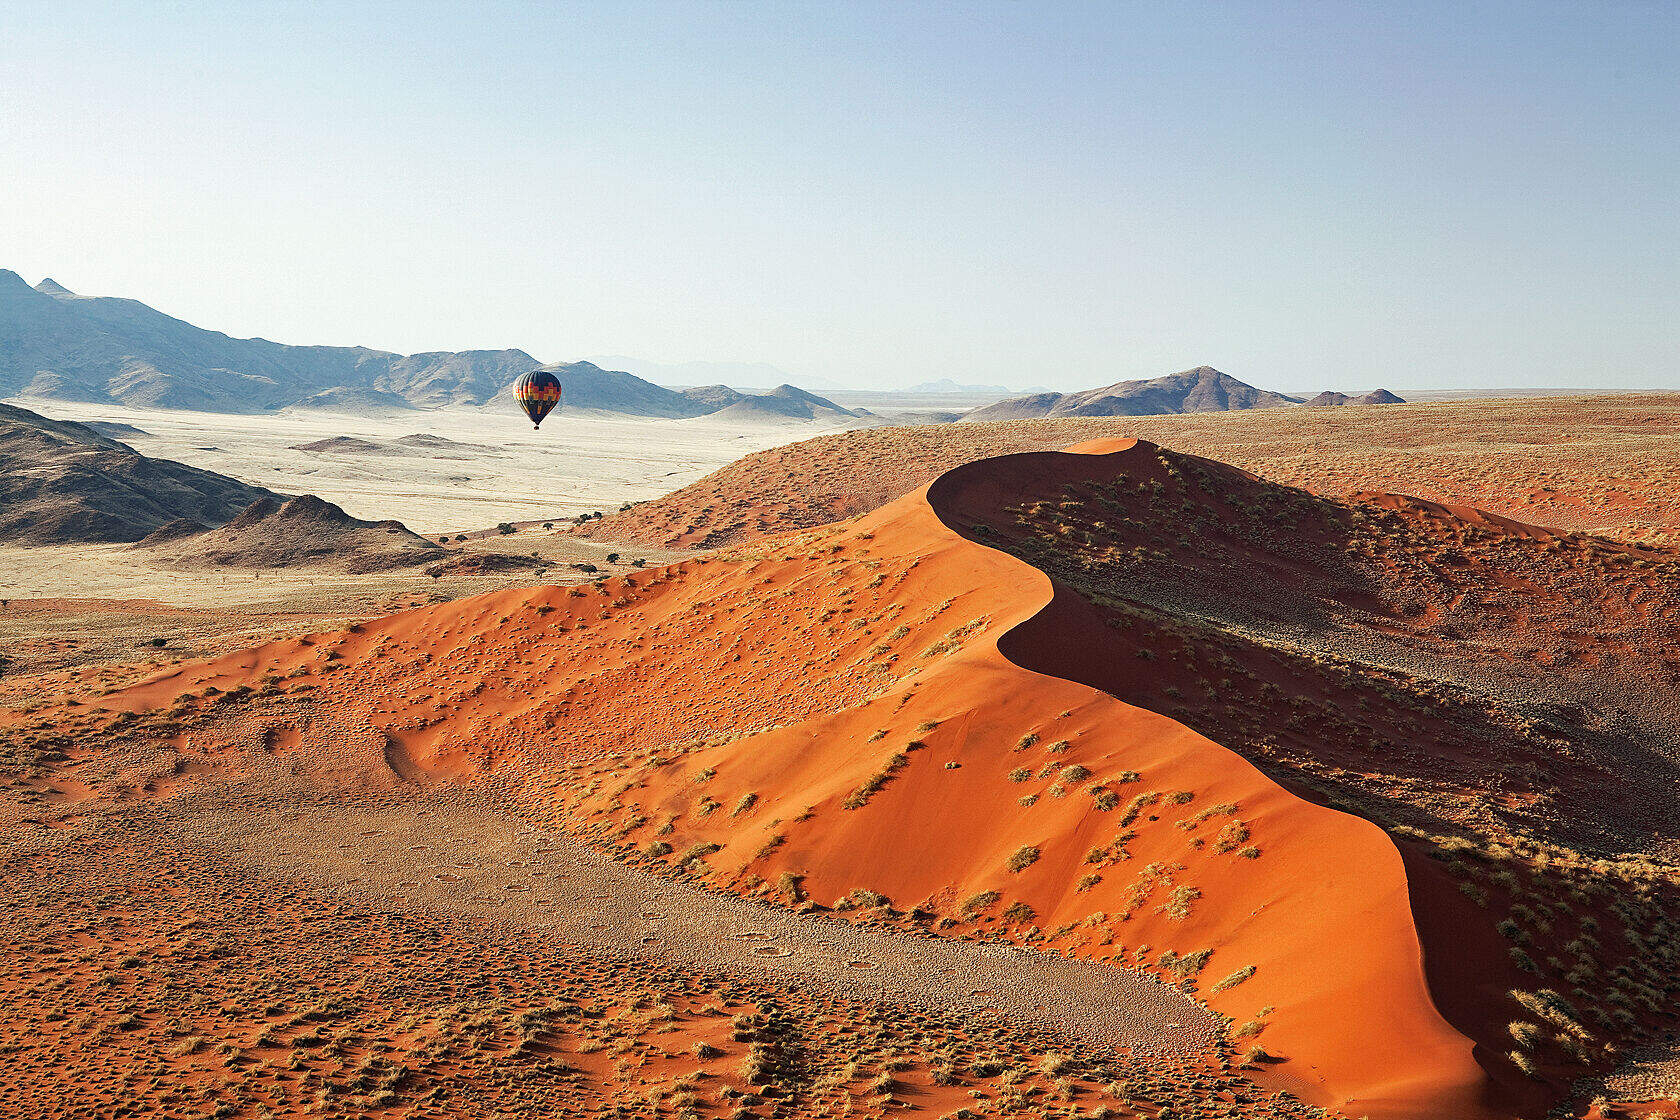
513;369;562;429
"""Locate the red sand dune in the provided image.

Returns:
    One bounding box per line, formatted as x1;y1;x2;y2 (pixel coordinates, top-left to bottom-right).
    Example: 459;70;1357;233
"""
81;438;1680;1119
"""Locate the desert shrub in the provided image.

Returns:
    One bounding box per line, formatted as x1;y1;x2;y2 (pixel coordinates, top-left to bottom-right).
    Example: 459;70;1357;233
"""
1213;820;1251;853
1157;885;1201;920
679;842;721;867
776;872;806;902
1512;989;1593;1039
844;888;889;910
1158;948;1212;977
741;1042;777;1084
1007;845;1041;872
1210;966;1256;993
1117;792;1162;827
844;753;909;809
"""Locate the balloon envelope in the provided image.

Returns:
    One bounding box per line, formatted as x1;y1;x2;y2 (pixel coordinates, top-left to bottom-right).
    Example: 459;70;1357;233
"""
513;370;562;428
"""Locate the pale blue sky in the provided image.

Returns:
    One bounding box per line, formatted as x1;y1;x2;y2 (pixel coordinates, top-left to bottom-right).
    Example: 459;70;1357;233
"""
3;1;1676;391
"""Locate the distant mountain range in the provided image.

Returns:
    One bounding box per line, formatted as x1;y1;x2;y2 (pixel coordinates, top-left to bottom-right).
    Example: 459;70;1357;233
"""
584;355;847;393
488;363;860;421
0;271;857;421
907;378;1017;394
2;272;1406;424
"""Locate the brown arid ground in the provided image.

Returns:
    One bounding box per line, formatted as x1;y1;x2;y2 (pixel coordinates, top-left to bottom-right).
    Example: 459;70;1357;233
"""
4;412;1680;1120
579;394;1680;551
0;528;688;715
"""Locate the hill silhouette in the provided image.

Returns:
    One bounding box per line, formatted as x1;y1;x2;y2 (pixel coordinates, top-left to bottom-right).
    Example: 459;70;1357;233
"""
487;363;858;420
1306;388;1406;406
963;367;1302;421
283;386;416;414
0;401;277;544
140;494;443;571
697;383;861;423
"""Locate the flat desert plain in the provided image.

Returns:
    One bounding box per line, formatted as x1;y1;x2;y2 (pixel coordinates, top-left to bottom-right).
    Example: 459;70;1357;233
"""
15;397;870;530
3;396;1679;1120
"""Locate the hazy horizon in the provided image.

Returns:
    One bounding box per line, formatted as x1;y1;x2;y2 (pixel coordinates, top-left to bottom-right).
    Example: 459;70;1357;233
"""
5;1;1677;393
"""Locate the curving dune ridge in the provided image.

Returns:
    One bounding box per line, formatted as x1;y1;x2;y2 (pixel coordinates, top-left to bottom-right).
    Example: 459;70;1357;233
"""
50;438;1680;1118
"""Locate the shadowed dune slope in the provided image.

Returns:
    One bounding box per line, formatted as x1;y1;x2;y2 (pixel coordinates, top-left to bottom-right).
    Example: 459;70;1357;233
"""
83;441;1542;1119
929;440;1680;1110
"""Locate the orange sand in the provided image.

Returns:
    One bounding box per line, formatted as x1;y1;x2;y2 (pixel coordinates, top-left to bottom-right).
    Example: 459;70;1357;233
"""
74;440;1529;1119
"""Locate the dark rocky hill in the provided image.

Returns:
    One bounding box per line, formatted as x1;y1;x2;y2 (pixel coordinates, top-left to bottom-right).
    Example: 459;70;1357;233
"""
0;402;278;544
140;494;442;571
962;366;1301;421
1306;388;1406;407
